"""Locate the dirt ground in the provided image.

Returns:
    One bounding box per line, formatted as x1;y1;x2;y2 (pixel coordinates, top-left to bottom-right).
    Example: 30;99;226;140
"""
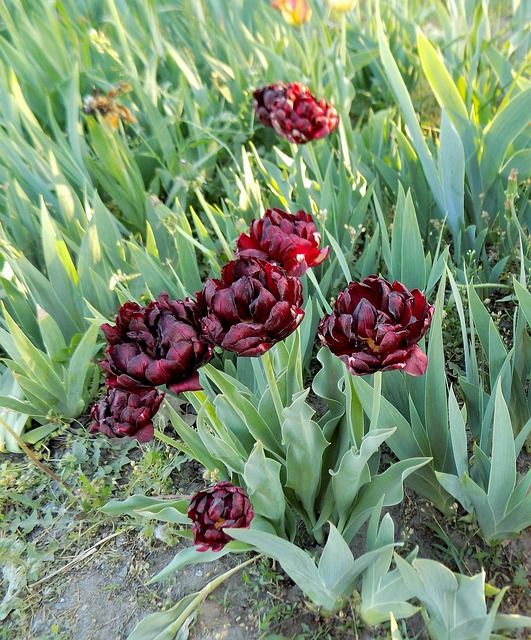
12;492;529;640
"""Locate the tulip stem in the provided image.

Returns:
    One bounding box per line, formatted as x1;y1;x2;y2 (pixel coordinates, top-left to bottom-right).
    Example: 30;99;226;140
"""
340;13;347;68
306;268;332;313
261;349;285;425
369;371;382;432
305;142;324;184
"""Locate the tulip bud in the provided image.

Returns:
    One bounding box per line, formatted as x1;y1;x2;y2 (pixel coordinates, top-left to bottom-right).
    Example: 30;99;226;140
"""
271;0;312;26
328;0;356;11
253;82;339;144
89;386;164;442
100;293;213;393
198;257;305;357
236;208;329;276
188;481;254;552
318;276;434;376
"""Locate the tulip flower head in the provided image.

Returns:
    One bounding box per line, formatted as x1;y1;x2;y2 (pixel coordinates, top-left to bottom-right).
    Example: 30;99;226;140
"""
328;0;356;11
318;276;434;376
89;386;164;443
253;82;339;144
198;256;305;357
271;0;312;26
100;293;213;393
188;481;254;552
236;208;329;276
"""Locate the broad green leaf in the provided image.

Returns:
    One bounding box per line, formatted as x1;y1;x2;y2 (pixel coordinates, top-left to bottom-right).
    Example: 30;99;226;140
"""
390;186;426;290
447;387;468;479
468;284;507;385
228;528;332;609
243;441;286;533
101;495;189;518
481;88;531;188
487;382;516;518
417;29;482;215
331;429;395;524
282;390;329;520
318;523;355;592
165;401;220;473
126;593;197;640
439;110;465;235
342;458;431;542
514;279;531;328
201;365;283;457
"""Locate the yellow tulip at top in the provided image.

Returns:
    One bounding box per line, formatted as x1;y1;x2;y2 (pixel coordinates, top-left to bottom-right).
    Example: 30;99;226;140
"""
328;0;356;11
271;0;312;26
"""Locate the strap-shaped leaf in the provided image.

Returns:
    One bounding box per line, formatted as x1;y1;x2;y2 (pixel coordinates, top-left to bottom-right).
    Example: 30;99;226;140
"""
390;186;427;291
417;29;483;216
487;382;516;518
375;3;444;214
481;87;531;188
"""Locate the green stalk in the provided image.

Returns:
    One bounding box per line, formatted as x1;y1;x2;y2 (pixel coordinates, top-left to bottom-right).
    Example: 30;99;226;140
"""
369;370;382;432
261;349;285;425
306;268;332;313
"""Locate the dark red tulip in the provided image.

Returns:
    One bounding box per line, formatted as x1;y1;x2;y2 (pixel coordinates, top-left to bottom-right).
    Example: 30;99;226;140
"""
198;257;304;357
318;276;434;376
188;481;254;552
253;82;339;144
100;293;213;393
89;386;164;443
236;208;329;276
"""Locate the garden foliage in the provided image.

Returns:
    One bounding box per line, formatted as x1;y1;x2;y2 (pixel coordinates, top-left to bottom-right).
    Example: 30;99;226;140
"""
0;0;529;638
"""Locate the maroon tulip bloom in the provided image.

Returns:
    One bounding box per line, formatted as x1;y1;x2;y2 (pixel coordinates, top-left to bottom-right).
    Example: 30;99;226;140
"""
236;208;329;276
89;386;164;443
188;481;254;552
253;82;339;144
100;293;213;393
198;256;304;357
318;276;434;376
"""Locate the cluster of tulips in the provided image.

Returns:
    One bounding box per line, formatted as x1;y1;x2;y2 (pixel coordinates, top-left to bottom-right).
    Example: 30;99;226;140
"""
89;206;330;442
89;82;434;551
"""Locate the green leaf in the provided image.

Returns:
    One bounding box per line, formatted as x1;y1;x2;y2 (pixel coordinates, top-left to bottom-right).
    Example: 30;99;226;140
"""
375;4;444;215
417;29;482;216
390;186;427;290
282;389;329;521
318;523;355;593
514;279;531;328
165;401;220;473
201;366;283;457
243;441;286;535
487;382;516;518
331;429;395;525
425;272;451;472
342;457;431;542
101;495;189;518
126;593;197;640
439;110;465;235
228;528;332;608
481;88;531;188
468;284;507;385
